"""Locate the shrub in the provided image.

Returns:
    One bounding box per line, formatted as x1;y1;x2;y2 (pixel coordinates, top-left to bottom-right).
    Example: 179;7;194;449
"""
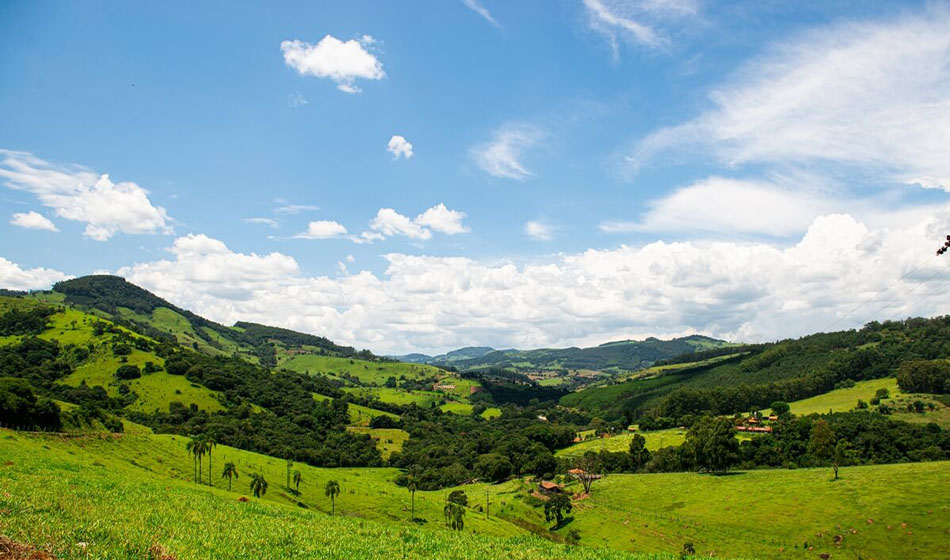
115;365;142;380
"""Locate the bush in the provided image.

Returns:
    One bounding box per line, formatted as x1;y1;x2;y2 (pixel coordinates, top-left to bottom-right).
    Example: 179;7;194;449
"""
115;365;142;380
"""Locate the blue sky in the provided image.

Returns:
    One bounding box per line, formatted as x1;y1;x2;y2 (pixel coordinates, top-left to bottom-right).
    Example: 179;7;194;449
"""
1;1;949;354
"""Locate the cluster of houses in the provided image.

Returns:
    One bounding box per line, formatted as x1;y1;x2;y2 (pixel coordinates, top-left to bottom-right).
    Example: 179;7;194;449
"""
734;414;778;433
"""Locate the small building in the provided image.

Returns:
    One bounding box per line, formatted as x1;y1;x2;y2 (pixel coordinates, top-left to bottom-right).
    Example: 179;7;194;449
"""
627;426;638;432
767;415;779;421
572;437;582;443
747;417;759;424
538;481;563;494
567;468;586;476
537;415;548;422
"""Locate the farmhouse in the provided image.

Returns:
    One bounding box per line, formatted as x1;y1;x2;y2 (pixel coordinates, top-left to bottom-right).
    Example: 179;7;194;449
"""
537;481;563;494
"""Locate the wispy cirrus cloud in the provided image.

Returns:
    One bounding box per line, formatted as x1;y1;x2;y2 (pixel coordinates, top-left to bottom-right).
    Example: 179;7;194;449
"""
628;9;950;190
470;123;546;181
582;0;700;57
461;0;502;29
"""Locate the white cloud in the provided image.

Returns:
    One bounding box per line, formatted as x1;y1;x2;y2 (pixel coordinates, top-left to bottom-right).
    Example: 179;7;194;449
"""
10;210;58;232
629;10;950;190
387;135;413;159
0;150;171;241
281;35;385;93
583;0;699;57
357;204;471;242
245;217;279;228
0;256;70;291
295;220;349;240
368;208;431;240
274;201;319;214
471;124;545;181
461;0;501;28
524;220;555;240
111;208;950;354
414;203;470;235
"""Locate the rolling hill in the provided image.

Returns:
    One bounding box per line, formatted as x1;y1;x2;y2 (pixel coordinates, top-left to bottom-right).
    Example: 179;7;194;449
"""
422;335;733;374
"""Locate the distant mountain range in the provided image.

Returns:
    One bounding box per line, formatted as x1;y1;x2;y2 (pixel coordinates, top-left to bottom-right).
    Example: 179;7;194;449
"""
391;335;732;374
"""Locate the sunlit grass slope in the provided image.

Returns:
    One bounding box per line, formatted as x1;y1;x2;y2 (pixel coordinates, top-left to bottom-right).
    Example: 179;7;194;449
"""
0;430;691;560
555;429;687;459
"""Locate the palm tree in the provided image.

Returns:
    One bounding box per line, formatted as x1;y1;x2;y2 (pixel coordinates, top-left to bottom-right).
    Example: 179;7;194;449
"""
324;480;340;515
292;470;302;495
186;436;206;484
205;433;217;487
222;462;238;491
407;477;418;521
250;473;268;498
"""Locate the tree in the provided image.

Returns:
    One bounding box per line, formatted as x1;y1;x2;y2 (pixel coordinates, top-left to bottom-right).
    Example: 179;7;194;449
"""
205;433;217;487
250;473;268;498
447;489;468;507
324;480;340;515
293;470;302;494
574;453;601;494
407;477;418;520
185;435;206;484
544;493;572;528
285;457;294;490
114;365;141;380
443;502;465;530
628;433;651;471
222;462;239;491
770;401;790;415
684;416;739;474
809;419;836;477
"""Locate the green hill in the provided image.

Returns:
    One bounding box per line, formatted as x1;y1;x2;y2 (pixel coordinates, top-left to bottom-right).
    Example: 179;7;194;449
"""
561;317;950;422
443;335;733;375
47;275;377;366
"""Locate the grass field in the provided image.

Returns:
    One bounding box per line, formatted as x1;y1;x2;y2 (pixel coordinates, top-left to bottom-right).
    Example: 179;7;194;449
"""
0;430;683;560
346;426;409;459
2;429;946;559
312;393;398;425
764;377;950;427
279;353;445;386
556;429;687;459
343;386;443;407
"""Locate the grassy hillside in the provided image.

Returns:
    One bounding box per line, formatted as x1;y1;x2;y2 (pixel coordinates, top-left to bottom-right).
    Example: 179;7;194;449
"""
542;462;950;559
555;429;688;459
0;296;224;414
279;353;445;385
562;318;950;421
765;377;950;427
0;429;682;560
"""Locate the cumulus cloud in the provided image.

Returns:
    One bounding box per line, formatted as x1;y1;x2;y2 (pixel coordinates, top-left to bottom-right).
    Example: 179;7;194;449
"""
281;34;385;93
524;220;555;240
414;203;469;235
368;208;431;240
471;124;545;181
583;0;699;56
357;204;470;242
0;256;70;291
387;135;413;159
295;220;348;239
0;150;171;241
629;10;950;189
461;0;501;28
110;208;950;354
10;210;58;232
